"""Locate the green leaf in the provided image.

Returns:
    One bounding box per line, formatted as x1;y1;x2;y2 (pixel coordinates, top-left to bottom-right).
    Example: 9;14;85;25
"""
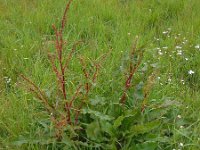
120;109;142;131
129;142;158;150
13;139;29;146
124;109;139;118
130;120;160;136
61;135;75;147
134;81;144;100
73;141;89;148
90;96;106;106
82;108;113;121
86;121;102;141
13;137;56;146
113;116;125;129
160;99;181;108
105;143;117;150
100;120;114;136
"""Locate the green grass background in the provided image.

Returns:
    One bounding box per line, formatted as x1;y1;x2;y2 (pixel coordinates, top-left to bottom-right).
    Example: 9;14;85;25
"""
1;0;200;149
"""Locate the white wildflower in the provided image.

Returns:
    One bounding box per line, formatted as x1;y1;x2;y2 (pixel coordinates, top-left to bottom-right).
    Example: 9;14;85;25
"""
179;143;184;147
177;115;182;119
163;31;168;34
195;44;200;49
7;78;11;83
158;51;163;55
4;77;11;84
177;50;182;55
181;79;185;85
158;49;163;55
188;70;195;75
163;46;168;49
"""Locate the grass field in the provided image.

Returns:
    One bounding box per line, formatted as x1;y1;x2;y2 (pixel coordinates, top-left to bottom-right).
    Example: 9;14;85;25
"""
1;0;200;149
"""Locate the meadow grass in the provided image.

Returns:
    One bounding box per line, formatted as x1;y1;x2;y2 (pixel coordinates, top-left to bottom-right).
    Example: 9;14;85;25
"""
1;0;200;149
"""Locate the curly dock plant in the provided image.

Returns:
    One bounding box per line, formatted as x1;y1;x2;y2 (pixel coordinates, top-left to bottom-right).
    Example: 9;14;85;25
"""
20;0;105;140
19;1;176;149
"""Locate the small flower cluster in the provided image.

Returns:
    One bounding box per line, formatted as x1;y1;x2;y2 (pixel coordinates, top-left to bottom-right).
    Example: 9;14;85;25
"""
4;76;11;84
152;28;198;87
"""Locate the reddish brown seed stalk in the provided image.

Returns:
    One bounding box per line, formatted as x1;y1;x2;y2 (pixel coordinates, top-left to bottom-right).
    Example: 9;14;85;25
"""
49;0;74;100
141;72;157;112
79;57;90;94
65;102;71;124
21;0;87;139
20;74;54;112
48;0;74;123
65;84;82;124
120;39;143;104
63;41;83;70
68;84;83;108
61;0;73;33
48;53;62;82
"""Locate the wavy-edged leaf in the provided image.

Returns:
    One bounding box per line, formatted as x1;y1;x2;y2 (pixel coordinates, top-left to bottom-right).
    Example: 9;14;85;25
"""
82;108;113;121
130;120;160;136
113;116;125;129
86;121;102;141
129;142;158;150
100;120;114;136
